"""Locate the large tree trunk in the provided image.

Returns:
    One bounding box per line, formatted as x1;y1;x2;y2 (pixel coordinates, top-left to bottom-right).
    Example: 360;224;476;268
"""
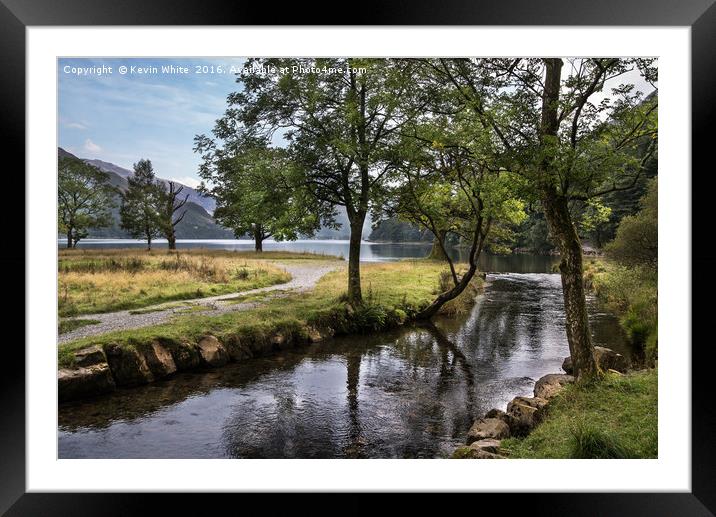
427;230;448;260
254;228;263;253
539;58;598;381
147;234;152;251
67;230;73;249
346;216;365;304
542;191;599;380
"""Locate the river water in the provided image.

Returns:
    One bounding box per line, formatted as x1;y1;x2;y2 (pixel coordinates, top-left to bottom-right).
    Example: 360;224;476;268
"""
58;243;629;459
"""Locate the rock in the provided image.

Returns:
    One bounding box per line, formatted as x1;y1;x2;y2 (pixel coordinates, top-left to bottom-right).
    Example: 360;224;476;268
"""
469;438;501;454
168;341;202;371
594;346;628;373
563;348;628;375
138;341;177;379
270;332;292;351
306;326;323;343
452;446;504;459
196;335;229;367
483;408;516;428
223;335;253;362
58;364;115;402
103;344;154;386
466;418;510;444
485;408;506;420
534;373;574;399
73;345;106;367
506;396;548;436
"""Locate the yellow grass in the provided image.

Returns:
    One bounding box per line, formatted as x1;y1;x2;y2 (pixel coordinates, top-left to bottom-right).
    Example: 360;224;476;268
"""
58;249;294;316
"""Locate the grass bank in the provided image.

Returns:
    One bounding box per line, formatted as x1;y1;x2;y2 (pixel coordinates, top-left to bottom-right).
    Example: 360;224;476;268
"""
57;249;335;316
58;258;482;368
584;258;658;363
501;369;657;458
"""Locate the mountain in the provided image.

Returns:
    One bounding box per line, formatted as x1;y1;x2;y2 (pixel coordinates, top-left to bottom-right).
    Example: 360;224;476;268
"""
58;148;233;239
59;147;372;241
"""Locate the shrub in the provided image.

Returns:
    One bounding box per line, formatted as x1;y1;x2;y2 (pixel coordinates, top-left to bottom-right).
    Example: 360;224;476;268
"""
605;178;657;268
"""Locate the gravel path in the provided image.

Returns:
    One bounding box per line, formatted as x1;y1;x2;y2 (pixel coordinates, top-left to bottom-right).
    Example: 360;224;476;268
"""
58;262;343;344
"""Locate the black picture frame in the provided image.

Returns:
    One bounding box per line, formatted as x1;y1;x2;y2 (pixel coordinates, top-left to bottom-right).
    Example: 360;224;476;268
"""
2;0;713;513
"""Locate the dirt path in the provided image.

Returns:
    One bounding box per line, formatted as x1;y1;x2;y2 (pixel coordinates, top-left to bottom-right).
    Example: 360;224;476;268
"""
58;262;342;344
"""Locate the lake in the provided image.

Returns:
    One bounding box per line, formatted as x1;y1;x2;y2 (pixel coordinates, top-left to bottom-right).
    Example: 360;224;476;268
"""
59;238;558;272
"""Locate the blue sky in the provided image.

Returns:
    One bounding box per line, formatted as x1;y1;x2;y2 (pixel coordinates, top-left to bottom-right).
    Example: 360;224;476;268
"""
58;57;246;188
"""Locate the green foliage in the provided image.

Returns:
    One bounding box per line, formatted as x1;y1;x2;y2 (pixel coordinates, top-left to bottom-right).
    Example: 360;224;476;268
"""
589;260;658;363
58;157;116;248
368;217;432;242
197;141;327;248
119;159;164;247
197;58;427;300
605;178;658;267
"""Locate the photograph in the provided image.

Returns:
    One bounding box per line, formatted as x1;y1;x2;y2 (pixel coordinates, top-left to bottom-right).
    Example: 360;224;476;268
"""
55;56;659;460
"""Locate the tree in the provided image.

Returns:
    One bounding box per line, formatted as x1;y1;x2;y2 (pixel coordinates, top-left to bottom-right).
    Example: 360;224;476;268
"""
58;157;115;248
119;159;164;250
202;58;427;303
431;58;657;380
157;181;189;250
382;112;525;319
197;140;328;252
605;178;657;267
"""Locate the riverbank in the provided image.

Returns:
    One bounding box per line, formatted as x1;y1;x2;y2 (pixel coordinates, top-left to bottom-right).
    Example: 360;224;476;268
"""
501;369;657;458
584;258;658;363
58;254;483;401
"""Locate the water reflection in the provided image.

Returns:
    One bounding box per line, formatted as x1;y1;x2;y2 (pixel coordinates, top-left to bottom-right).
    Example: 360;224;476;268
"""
58;272;630;459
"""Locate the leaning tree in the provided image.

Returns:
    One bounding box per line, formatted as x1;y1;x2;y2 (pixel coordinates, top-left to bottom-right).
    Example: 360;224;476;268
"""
382;111;525;320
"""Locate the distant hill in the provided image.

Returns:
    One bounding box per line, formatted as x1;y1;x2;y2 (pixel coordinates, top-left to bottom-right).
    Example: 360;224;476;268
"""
58;147;373;241
58;148;233;240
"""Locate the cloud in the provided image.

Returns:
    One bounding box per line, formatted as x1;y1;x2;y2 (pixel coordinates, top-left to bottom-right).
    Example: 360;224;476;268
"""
168;176;202;189
83;138;102;154
65;121;87;130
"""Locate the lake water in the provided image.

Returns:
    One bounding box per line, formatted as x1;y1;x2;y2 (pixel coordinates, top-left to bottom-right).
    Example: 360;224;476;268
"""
57;246;630;459
60;238;558;272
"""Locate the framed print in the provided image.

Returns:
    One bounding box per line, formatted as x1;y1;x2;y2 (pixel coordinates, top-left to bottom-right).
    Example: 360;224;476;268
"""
2;0;714;513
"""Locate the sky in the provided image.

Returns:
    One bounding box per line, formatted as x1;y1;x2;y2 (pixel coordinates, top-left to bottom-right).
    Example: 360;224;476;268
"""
58;58;656;189
58;57;246;188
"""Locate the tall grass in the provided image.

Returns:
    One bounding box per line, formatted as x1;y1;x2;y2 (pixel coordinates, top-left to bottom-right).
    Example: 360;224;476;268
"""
58;250;292;316
587;259;658;363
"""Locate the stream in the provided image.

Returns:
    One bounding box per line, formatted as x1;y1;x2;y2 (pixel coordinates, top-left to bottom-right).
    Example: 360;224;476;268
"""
58;253;631;459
